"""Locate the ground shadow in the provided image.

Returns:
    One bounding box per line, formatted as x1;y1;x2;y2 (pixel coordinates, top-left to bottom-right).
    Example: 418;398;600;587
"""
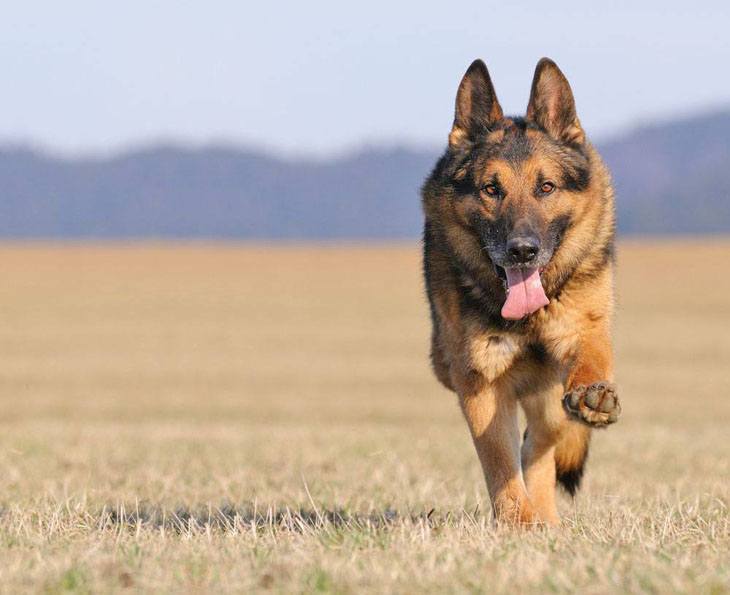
100;504;481;533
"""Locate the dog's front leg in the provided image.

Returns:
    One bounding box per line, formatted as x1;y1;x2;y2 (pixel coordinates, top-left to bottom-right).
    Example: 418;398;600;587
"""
562;326;621;428
550;325;620;499
456;372;536;526
520;379;568;526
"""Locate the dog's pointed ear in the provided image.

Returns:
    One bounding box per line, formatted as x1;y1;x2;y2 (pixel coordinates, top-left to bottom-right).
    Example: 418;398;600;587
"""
449;59;503;149
526;58;585;144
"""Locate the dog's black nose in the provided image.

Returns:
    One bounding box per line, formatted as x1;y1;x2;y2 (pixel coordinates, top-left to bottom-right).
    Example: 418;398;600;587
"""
506;236;540;264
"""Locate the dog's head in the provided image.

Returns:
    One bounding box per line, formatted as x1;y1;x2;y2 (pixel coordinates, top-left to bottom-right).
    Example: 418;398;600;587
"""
424;58;612;320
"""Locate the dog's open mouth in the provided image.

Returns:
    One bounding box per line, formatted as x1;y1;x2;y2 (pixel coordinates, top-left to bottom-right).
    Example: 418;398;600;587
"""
494;265;549;320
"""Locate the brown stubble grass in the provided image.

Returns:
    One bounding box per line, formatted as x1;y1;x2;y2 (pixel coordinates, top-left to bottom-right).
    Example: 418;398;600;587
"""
0;241;728;593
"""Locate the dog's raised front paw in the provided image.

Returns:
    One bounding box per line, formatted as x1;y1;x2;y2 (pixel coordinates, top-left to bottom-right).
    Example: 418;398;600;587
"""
563;382;620;427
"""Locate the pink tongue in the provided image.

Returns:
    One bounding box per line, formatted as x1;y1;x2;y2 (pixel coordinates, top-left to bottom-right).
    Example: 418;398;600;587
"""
501;267;549;320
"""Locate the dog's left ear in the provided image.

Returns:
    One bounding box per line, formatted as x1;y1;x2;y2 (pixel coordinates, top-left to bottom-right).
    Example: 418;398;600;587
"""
527;58;585;144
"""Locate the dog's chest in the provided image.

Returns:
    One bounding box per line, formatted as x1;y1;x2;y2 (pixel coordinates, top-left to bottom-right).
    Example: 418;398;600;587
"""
467;316;580;384
468;332;525;383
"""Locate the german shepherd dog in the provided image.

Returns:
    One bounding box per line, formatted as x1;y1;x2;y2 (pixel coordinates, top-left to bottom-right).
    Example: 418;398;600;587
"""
422;58;619;526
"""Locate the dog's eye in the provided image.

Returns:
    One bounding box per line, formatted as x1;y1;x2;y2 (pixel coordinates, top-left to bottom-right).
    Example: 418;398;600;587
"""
539;181;556;195
480;184;499;198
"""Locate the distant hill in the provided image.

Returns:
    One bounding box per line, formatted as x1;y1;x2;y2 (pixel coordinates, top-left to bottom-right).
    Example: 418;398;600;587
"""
600;110;730;234
0;110;728;238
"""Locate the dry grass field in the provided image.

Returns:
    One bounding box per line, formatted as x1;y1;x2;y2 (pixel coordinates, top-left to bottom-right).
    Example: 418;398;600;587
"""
0;241;728;593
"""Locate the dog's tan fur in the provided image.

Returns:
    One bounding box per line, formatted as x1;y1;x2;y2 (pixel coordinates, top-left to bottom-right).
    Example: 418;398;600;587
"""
422;58;619;525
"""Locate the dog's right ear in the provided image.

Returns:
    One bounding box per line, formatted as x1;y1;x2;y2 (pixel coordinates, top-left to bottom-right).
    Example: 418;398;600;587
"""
449;60;503;149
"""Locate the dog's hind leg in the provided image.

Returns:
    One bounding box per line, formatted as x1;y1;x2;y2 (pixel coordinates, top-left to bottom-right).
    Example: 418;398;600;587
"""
553;422;591;496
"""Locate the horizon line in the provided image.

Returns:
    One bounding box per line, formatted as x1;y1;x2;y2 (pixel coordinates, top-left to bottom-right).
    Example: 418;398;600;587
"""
0;103;727;163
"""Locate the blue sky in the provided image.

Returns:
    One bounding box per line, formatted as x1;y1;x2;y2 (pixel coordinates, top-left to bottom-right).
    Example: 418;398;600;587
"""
1;1;728;155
